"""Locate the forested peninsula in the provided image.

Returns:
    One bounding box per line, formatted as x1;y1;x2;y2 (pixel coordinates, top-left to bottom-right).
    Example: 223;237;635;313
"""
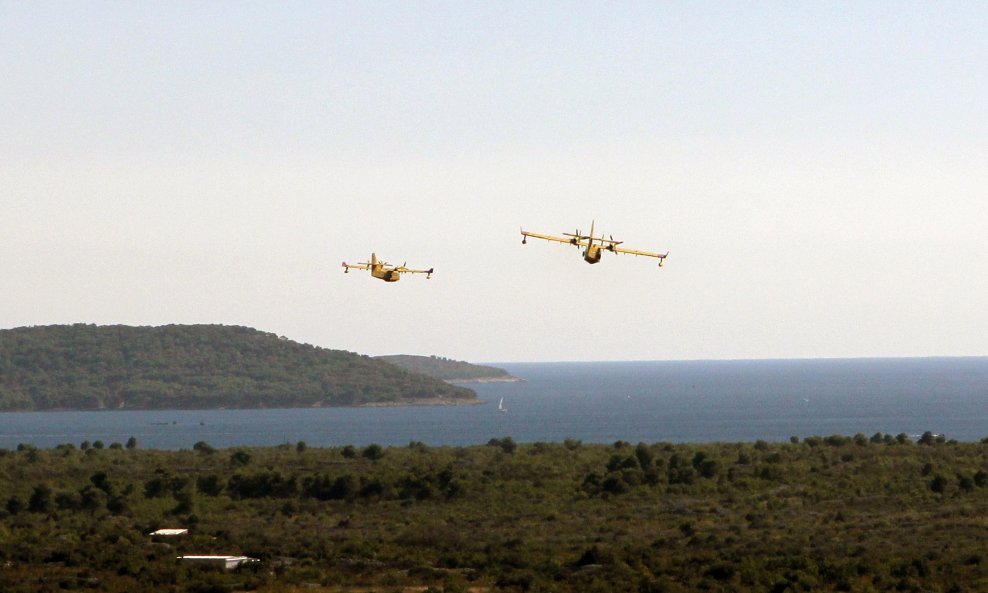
376;354;519;382
0;325;476;411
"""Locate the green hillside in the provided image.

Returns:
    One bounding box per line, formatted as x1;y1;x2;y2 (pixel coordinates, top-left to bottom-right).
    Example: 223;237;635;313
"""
0;324;476;411
377;354;517;382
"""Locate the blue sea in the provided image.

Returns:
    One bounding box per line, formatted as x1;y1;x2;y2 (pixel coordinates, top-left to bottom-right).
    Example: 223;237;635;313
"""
1;358;986;450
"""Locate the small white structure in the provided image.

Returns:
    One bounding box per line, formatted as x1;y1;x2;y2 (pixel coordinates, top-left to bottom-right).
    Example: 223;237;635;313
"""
151;528;189;537
178;555;259;570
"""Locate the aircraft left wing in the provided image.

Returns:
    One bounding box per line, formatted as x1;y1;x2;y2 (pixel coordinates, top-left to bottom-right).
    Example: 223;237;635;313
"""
342;261;371;272
395;266;434;278
606;245;669;265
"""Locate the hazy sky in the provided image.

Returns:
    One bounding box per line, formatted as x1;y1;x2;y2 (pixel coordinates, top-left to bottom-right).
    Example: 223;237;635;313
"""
3;2;987;362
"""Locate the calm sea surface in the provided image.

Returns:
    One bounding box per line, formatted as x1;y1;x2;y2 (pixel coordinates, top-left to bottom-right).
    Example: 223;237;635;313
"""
1;358;986;450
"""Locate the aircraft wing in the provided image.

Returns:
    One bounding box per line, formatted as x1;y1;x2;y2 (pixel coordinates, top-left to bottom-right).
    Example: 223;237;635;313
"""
395;266;434;276
521;229;579;246
607;245;669;264
342;261;371;271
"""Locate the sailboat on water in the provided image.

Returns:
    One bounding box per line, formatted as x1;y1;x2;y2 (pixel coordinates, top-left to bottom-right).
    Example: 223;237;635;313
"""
497;397;507;412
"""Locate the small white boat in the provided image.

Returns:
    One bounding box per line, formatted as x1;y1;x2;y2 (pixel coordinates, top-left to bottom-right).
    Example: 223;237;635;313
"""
497;397;507;412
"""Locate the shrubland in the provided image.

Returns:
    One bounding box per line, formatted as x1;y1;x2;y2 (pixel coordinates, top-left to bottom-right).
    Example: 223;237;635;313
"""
0;432;986;592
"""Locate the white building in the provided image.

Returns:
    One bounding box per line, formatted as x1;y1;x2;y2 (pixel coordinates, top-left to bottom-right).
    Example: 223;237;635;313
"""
178;555;259;570
150;528;188;537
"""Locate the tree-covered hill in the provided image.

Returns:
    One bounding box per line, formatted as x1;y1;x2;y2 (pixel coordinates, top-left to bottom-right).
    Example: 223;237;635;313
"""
376;354;518;382
0;324;476;411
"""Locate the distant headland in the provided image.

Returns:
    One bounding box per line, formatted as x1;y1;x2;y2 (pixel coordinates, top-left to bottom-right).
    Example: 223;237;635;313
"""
376;354;522;384
0;324;478;412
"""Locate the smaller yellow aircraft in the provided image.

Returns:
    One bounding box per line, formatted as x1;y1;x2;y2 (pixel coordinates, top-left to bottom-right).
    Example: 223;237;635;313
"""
521;221;668;266
342;253;433;282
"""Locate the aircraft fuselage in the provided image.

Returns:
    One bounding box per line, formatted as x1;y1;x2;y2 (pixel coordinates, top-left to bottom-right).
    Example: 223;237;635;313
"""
371;267;400;282
583;244;602;264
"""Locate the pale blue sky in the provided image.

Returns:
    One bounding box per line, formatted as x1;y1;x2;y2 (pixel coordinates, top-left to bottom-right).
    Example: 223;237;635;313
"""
3;2;987;362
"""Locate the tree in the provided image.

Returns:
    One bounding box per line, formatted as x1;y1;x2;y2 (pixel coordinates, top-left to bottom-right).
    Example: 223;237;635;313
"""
79;485;106;516
230;450;251;467
172;489;195;515
634;443;653;469
126;436;138;450
499;437;517;455
5;495;25;515
697;458;720;479
28;484;53;513
196;475;225;497
193;441;215;455
90;472;114;496
363;444;385;460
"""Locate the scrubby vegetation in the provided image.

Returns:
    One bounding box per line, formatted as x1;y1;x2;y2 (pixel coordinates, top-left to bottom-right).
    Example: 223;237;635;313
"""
1;433;986;592
377;355;516;382
0;325;475;411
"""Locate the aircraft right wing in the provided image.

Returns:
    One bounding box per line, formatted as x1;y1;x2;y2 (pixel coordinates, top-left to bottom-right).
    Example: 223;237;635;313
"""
342;261;371;272
521;229;580;246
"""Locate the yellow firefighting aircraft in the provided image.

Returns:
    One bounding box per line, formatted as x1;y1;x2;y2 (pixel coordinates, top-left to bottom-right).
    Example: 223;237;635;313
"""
521;221;668;266
342;253;433;282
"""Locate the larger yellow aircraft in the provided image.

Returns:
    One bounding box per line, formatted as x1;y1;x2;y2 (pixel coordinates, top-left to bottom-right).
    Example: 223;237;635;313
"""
342;254;433;282
521;221;668;266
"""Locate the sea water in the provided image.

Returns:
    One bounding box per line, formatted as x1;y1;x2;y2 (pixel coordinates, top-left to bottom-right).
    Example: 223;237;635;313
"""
1;358;985;450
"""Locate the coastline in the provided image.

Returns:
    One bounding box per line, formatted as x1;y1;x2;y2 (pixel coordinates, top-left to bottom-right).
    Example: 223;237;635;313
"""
446;376;524;385
358;396;484;407
0;397;485;414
